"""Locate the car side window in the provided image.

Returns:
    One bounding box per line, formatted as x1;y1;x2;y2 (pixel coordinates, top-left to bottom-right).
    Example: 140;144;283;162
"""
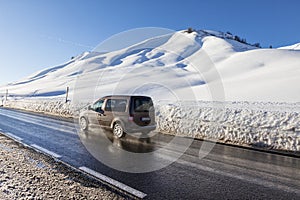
105;99;127;112
92;99;104;112
133;98;153;112
104;99;113;111
115;99;127;112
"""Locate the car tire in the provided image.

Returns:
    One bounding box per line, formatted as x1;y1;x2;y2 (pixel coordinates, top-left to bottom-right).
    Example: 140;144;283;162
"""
80;117;88;130
113;122;124;138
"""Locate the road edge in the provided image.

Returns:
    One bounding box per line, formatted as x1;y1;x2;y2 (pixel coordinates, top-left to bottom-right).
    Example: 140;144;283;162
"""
0;131;141;200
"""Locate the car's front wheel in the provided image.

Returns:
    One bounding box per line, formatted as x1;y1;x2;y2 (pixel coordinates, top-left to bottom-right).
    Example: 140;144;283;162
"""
79;117;88;130
113;122;124;138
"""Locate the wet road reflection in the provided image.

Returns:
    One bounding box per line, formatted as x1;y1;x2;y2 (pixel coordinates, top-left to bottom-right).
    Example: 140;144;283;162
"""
78;126;193;173
78;127;157;153
1;108;300;199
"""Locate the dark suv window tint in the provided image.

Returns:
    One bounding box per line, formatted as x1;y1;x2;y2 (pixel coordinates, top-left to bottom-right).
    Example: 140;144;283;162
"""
105;99;127;112
92;99;104;111
133;97;153;112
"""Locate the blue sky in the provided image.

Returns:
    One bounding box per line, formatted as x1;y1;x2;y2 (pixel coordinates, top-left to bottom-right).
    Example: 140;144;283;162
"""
0;0;299;85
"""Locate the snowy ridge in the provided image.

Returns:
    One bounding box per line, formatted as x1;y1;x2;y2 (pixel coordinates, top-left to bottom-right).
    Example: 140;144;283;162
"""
278;43;300;50
1;29;299;102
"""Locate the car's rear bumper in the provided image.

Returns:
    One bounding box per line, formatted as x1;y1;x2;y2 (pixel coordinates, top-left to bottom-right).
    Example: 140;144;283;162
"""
124;123;156;133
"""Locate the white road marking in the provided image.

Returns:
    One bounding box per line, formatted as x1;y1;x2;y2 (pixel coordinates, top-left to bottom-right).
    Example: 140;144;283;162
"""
31;144;62;158
79;166;147;199
4;132;23;141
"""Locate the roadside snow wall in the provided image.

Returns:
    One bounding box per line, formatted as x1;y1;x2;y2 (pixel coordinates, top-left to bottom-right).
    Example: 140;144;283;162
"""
156;101;300;151
3;99;300;151
3;98;74;118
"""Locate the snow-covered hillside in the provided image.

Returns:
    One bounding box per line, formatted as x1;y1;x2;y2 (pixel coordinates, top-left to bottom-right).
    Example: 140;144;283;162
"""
1;29;300;103
279;43;300;50
1;29;300;151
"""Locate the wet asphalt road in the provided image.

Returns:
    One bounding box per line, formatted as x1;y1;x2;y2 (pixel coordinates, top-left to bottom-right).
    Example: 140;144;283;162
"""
0;107;299;199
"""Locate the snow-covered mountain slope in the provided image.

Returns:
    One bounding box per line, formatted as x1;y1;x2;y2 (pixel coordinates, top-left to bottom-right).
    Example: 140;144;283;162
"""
1;30;300;103
278;43;300;50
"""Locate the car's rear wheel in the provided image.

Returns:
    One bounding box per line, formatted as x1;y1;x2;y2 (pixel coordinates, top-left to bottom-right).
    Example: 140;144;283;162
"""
113;122;124;138
80;117;88;130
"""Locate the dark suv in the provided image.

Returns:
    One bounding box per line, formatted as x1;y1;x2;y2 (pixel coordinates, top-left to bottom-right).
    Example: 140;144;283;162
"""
79;95;156;138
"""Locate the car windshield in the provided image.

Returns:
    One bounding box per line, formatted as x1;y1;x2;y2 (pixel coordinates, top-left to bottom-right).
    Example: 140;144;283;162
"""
133;97;153;112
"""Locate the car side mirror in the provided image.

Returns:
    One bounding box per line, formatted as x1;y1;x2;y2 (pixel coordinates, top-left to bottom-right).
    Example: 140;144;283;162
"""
88;105;92;110
95;107;104;114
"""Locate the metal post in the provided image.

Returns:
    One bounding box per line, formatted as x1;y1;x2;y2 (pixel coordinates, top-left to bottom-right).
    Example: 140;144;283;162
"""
65;87;69;103
5;89;8;101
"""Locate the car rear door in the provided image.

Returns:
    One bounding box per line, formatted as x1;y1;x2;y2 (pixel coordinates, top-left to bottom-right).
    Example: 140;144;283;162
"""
130;96;155;126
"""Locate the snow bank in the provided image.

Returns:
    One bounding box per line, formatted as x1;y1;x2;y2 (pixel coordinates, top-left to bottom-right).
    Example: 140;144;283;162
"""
4;98;74;118
4;99;300;152
156;101;300;151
